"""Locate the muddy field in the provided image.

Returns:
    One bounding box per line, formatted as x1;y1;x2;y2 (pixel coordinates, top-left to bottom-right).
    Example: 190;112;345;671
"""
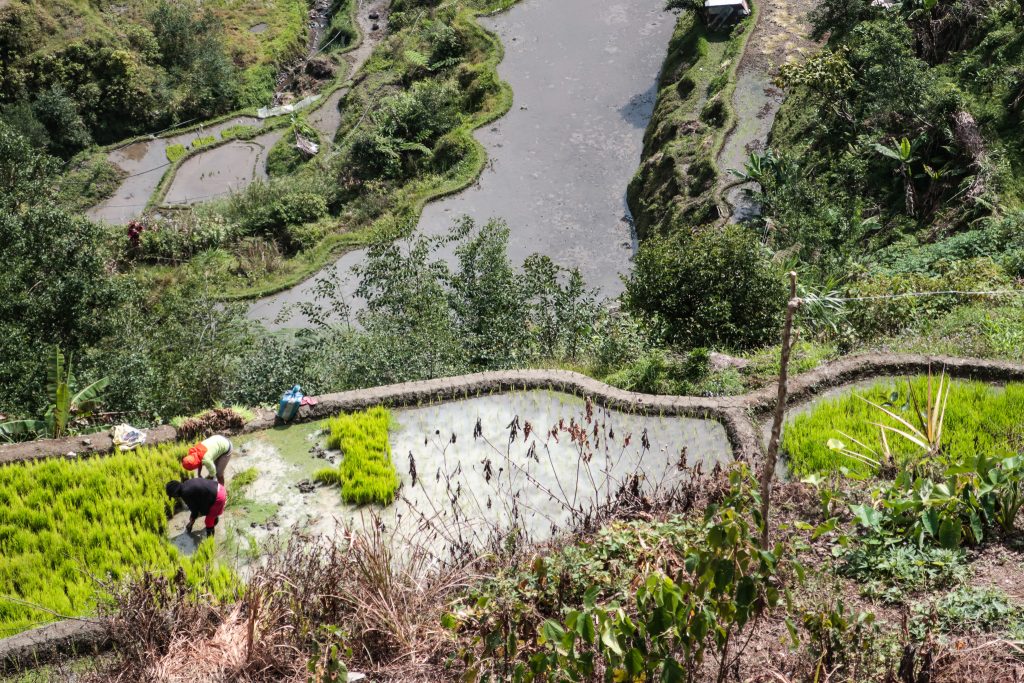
169;391;732;561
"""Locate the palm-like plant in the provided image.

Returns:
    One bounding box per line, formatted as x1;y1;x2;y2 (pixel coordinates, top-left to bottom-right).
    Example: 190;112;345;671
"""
873;136;919;217
0;349;109;440
828;368;950;474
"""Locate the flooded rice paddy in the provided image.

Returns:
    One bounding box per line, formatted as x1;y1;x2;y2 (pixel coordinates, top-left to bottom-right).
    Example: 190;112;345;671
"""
88;0;387;225
249;0;676;329
169;391;732;561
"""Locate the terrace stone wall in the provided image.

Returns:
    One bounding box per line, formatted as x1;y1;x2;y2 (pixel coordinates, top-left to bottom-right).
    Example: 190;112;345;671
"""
5;353;1024;469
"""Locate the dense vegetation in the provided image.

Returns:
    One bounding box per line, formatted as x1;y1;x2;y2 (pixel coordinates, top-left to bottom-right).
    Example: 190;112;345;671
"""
315;407;399;505
783;377;1024;476
0;442;235;637
0;0;309;158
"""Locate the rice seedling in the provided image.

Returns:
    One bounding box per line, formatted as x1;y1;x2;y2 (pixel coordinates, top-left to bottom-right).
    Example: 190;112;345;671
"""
782;377;1024;477
315;407;399;506
0;442;235;637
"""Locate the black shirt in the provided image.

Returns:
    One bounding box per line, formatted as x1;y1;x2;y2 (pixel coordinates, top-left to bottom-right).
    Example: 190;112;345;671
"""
178;477;218;516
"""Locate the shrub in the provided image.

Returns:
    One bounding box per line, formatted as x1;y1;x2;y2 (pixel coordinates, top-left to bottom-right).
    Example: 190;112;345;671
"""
226;182;329;251
0;442;235;637
624;225;786;350
315;407;399;506
136;213;236;263
836;544;968;603
525;466;798;683
432;132;473;172
912;587;1021;638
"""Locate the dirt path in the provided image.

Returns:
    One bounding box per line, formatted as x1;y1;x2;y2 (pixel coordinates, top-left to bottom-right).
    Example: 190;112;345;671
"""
717;0;819;221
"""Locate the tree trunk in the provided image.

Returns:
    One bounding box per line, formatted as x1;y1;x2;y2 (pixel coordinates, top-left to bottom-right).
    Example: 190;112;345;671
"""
759;272;799;548
952;109;989;204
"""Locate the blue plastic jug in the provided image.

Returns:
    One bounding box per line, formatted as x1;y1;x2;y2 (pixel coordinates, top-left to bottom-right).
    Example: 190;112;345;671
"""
277;385;303;422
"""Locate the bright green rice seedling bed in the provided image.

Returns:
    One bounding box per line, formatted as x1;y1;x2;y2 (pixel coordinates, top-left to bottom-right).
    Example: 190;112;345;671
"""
782;377;1024;477
315;407;399;506
0;443;235;637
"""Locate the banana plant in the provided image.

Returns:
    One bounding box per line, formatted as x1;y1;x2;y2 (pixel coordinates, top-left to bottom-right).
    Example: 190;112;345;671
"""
872;136;921;216
0;349;109;440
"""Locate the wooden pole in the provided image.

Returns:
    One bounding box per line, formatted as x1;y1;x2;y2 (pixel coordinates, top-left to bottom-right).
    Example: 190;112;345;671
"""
760;271;799;548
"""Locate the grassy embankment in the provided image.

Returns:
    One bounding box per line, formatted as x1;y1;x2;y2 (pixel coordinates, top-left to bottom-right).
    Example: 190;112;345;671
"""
315;407;399;506
627;7;756;240
0;443;236;637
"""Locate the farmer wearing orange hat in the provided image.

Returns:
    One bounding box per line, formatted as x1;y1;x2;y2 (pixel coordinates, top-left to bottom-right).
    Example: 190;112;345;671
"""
183;434;233;485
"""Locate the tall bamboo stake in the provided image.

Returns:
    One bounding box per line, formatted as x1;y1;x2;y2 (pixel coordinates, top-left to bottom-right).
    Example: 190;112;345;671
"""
760;271;800;548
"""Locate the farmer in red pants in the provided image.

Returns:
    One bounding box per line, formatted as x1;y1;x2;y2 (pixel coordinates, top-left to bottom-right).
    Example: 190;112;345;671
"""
165;478;227;539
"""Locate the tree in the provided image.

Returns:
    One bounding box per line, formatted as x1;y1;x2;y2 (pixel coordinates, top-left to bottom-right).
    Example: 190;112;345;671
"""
0;122;126;416
624;225;786;350
450;217;526;368
32;86;93;158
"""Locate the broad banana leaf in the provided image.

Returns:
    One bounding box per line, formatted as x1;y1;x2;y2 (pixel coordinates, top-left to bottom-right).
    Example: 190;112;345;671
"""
0;419;49;440
45;348;66;404
72;377;110;414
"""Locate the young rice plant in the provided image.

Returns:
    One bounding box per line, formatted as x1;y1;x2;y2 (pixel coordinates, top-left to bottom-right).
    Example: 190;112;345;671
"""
0;443;235;637
782;377;1024;477
314;407;399;506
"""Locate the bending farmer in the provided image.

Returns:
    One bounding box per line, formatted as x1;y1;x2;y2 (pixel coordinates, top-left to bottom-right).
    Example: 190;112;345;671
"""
183;434;232;485
165;478;227;539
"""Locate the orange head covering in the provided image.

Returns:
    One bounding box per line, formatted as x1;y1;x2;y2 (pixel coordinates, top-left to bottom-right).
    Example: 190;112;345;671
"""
182;443;208;471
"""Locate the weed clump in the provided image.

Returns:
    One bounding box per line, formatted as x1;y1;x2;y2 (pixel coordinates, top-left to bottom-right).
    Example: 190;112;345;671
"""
315;407;399;506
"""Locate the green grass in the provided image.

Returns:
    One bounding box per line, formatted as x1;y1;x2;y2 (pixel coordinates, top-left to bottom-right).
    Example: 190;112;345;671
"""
57;150;126;212
191;135;217;150
782;377;1024;477
0;443;236;637
220;124;260;141
321;0;358;52
315;407;399;506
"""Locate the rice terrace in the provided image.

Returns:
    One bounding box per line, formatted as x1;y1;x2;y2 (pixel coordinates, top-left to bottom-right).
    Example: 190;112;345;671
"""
2;0;1024;681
